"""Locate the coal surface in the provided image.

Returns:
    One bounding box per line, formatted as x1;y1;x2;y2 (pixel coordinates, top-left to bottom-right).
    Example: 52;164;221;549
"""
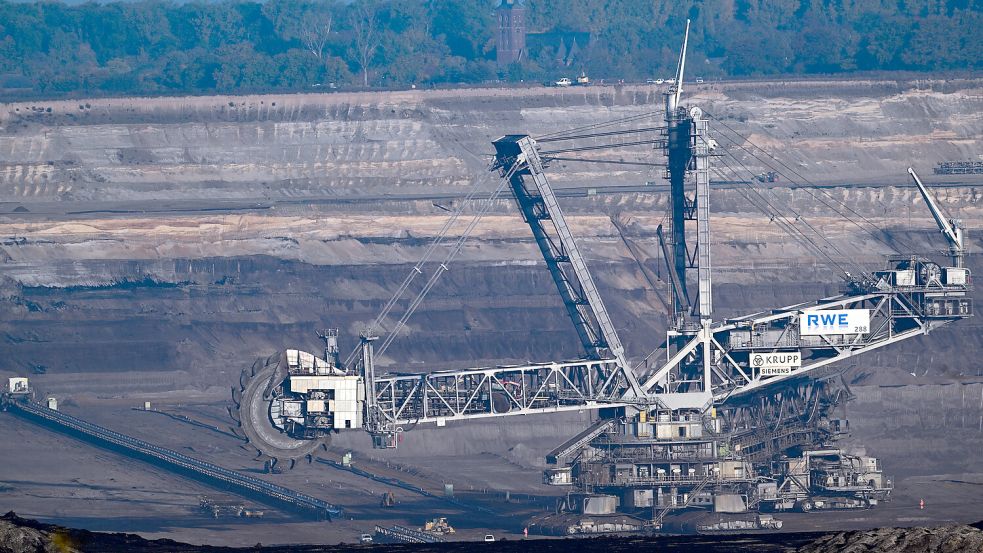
800;521;983;553
9;512;982;553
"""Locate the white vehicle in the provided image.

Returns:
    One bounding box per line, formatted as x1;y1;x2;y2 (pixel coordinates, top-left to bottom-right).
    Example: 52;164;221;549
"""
359;533;373;544
666;78;676;84
695;77;704;83
555;77;572;87
483;534;495;542
576;72;590;86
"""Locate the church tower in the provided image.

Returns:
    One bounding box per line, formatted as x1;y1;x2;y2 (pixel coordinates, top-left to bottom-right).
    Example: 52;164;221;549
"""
496;0;527;67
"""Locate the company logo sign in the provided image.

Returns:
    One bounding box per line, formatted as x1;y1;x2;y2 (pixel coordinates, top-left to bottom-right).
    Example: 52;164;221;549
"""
750;352;801;369
760;366;792;376
799;309;870;336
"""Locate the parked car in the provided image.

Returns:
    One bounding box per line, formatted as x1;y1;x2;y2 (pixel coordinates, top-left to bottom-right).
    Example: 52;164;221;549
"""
359;534;373;544
555;77;572;87
484;534;495;542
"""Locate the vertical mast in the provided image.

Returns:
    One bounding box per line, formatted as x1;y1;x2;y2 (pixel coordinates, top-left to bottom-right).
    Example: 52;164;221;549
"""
664;19;694;327
693;108;713;319
660;19;714;396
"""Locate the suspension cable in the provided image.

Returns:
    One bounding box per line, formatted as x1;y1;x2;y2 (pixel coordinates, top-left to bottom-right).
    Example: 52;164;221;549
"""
536;109;665;141
715;127;908;255
704;111;913;254
713;151;862;279
711;163;843;275
715;151;857;276
537;126;666;143
375;162;521;358
542;138;667;155
544;156;667;168
359;103;896;365
343;162;499;367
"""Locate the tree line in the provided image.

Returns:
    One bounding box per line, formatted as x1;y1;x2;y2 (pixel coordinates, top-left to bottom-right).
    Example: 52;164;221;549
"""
0;0;979;98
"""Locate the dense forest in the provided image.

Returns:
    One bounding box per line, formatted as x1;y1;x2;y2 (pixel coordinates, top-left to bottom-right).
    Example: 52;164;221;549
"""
0;0;980;98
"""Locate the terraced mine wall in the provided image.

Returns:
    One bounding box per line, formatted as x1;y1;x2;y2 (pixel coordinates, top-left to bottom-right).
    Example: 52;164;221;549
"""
2;79;982;201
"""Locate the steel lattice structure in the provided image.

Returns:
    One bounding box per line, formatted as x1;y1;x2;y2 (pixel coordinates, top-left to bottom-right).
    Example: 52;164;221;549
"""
224;19;972;527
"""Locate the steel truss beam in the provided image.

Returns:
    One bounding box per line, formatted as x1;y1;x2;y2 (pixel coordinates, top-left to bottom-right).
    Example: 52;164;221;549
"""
492;135;643;397
638;289;967;404
361;279;966;438
369;358;635;430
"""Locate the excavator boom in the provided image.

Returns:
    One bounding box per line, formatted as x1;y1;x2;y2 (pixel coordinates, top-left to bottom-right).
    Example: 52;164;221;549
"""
909;167;963;266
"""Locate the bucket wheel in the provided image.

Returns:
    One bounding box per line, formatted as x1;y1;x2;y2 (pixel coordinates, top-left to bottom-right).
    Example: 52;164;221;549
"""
229;352;328;470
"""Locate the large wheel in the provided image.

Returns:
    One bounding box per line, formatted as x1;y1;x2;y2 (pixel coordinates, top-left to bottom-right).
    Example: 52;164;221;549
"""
232;352;327;465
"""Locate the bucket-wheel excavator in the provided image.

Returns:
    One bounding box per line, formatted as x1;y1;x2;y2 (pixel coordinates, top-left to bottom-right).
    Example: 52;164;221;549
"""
231;22;972;522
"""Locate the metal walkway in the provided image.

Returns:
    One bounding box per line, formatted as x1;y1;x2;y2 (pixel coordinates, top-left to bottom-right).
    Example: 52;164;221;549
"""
3;396;342;520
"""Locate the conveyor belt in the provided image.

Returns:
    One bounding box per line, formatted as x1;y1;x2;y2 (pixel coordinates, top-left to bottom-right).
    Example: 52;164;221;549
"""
546;418;616;465
374;524;444;543
3;396;342;520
